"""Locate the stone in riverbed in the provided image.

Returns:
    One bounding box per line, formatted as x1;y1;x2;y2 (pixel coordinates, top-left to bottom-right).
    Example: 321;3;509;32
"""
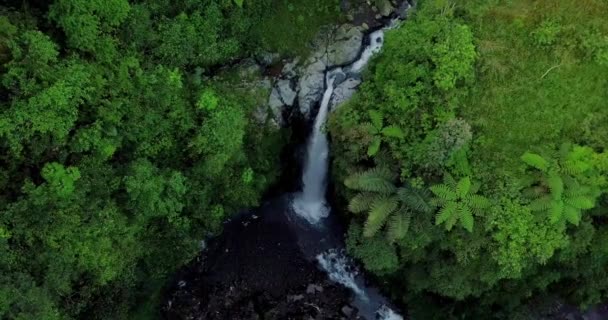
326;24;364;67
377;0;395;16
276;79;296;106
331;77;362;109
268;87;285;125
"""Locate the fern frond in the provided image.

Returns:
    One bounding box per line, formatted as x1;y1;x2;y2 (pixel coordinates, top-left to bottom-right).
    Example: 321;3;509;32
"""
387;211;410;242
546;171;564;200
561;160;591;175
368;110;383;130
443;172;457;188
430;184;457;201
563;206;581;226
436;202;457;226
549;200;564;224
397;186;434;213
458;203;474;232
363;196;398;237
348;193;374;214
344;167;396;194
565;196;596;210
381;125;405;139
467;194;491;211
522;152;549;172
456;177;471;198
367;137;382;157
529;196;552;212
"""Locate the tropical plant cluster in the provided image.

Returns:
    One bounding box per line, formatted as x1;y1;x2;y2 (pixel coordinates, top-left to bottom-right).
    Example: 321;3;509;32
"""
330;0;608;318
0;0;342;318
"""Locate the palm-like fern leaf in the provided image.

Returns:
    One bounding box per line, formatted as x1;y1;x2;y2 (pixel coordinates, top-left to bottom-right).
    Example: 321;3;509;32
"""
563;206;581;226
549;200;564;224
456;177;471;198
363;196;398;237
387;211;410;242
436;202;457;226
381;125;404;139
344;167;396;194
565;196;595;210
367;137;382;157
546;171;564;200
467;194;491;211
348;193;374;214
529;196;552;211
368;110;383;130
430;184;457;202
458;203;474;232
397;186;434;213
522;152;549;172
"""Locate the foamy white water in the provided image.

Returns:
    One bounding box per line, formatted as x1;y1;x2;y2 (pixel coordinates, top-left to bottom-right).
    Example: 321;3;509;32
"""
377;305;405;320
292;70;339;224
317;249;366;298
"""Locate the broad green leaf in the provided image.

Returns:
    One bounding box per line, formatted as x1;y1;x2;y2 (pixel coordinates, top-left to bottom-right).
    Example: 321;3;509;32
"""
521;152;549;172
381;125;404;139
368;110;383;130
456;177;471;198
367;137;381;157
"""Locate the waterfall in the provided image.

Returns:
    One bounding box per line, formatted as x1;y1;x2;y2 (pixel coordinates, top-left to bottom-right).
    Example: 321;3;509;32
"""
291;70;339;224
292;28;387;224
292;26;404;320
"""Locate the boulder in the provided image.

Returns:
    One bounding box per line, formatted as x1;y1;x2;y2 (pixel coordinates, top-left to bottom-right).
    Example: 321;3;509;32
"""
268;87;285;126
297;58;326;116
276;79;297;106
331;77;362;109
377;0;394;17
326;24;364;67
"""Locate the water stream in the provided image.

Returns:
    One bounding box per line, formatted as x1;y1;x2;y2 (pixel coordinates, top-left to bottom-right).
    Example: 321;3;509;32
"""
292;27;404;320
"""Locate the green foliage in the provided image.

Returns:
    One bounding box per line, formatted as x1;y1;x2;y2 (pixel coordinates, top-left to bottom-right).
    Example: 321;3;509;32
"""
49;0;130;52
521;144;604;225
363;110;404;157
431;175;490;232
0;3;286;318
344;167;433;241
331;1;608;318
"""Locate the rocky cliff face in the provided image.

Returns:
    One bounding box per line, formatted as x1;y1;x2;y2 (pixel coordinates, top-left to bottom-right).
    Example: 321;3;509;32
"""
252;0;412;127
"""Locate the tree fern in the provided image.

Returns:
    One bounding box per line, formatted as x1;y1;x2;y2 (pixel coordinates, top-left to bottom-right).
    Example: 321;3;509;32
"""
381;125;404;139
348;193;374;214
521;144;601;225
364;196;398;237
397;186;433;213
458;204;474;232
431;175;490;232
430;184;457;202
387;211;410;242
344;167;396;194
364;110;404;157
521;152;549;172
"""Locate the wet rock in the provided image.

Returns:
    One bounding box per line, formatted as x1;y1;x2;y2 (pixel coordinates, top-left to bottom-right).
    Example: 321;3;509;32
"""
377;0;394;16
276;79;297;106
342;305;354;317
326;24;364;67
297;59;326;116
256;51;280;66
268;87;285;126
331;77;362;109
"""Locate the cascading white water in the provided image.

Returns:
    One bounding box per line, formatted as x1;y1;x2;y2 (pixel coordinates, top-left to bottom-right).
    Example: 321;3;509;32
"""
292;28;386;224
291;69;340;224
293;26;403;320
